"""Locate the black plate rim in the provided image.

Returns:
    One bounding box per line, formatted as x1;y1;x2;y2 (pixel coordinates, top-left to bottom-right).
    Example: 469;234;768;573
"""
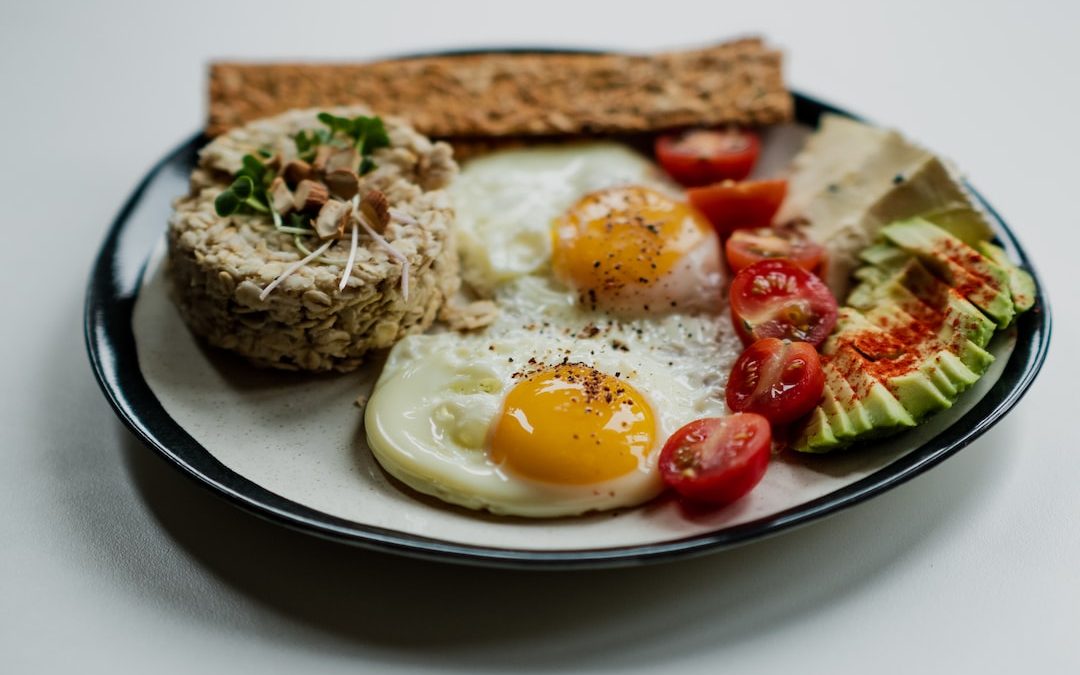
84;51;1052;570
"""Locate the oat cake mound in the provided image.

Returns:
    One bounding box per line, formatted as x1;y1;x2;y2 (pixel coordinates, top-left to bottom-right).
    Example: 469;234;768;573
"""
168;107;459;372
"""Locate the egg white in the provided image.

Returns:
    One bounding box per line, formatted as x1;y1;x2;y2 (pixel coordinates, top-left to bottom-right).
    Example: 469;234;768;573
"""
365;142;742;517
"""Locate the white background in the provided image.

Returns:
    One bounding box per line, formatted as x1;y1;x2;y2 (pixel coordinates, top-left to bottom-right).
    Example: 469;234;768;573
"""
3;1;1078;672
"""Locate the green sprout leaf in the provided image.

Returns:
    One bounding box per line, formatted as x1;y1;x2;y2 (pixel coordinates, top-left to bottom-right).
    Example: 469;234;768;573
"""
214;189;240;216
359;156;376;175
230;175;254;200
354;116;389;154
317;112;345;132
294;131;312;156
240;154;269;184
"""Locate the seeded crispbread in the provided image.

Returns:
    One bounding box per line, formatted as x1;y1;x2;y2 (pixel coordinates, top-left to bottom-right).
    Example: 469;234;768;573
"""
207;38;792;140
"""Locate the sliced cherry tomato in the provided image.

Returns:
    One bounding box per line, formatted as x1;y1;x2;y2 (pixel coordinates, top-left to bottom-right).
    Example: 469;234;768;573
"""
725;227;826;274
726;338;825;425
658;414;772;505
687;179;787;238
655;128;761;187
729;259;839;347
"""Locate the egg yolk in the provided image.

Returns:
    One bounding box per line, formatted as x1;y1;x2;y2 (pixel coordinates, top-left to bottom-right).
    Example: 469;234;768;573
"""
551;186;715;308
489;363;657;485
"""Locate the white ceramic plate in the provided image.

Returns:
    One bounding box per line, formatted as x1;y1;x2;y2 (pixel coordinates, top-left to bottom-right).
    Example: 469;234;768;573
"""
85;76;1051;568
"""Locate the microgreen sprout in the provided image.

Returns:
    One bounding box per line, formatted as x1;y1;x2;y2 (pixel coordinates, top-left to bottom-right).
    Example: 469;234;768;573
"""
237;154;274;191
214;154;278;217
272;211;315;236
217;112;396;299
291;112;391;174
293;128;330;162
317;113;390;156
215;174;268;216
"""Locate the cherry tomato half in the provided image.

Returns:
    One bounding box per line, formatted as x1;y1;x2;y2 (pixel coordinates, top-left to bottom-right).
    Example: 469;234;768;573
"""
729;259;839;347
687;179;787;238
725;226;826;274
726;338;825;425
658;414;772;506
655;128;761;187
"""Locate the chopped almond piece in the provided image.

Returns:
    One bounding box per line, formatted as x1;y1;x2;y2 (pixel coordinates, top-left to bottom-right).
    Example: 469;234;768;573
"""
314;200;350;240
325;169;360;200
269;177;294;214
325;147;360;174
282;159;311;187
294;179;329;213
360;189;390;233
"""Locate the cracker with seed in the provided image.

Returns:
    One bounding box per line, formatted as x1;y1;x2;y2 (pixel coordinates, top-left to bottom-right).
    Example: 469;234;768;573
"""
207;38;792;140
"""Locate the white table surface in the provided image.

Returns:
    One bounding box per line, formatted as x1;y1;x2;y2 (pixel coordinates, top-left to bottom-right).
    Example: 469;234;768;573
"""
3;1;1077;672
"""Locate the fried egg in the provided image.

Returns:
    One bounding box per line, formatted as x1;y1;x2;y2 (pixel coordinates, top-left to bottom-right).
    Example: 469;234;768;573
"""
450;142;681;294
365;323;730;517
364;142;740;517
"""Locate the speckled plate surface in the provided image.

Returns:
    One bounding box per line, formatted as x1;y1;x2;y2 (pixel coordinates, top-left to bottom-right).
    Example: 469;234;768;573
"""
84;52;1050;569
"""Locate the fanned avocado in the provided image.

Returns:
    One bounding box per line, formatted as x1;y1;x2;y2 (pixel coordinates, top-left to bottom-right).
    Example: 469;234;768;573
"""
793;218;1035;453
879;219;1014;326
978;241;1036;314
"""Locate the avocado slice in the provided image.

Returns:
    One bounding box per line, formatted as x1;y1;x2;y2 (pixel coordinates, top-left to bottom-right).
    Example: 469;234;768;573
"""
847;278;880;310
886;369;954;419
879;219;1015;326
978;241;1036;314
819;384;856;440
936;350;984;393
859;242;908;269
955;339;996;377
853;263;891;286
796;407;838;453
822;360;875;435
